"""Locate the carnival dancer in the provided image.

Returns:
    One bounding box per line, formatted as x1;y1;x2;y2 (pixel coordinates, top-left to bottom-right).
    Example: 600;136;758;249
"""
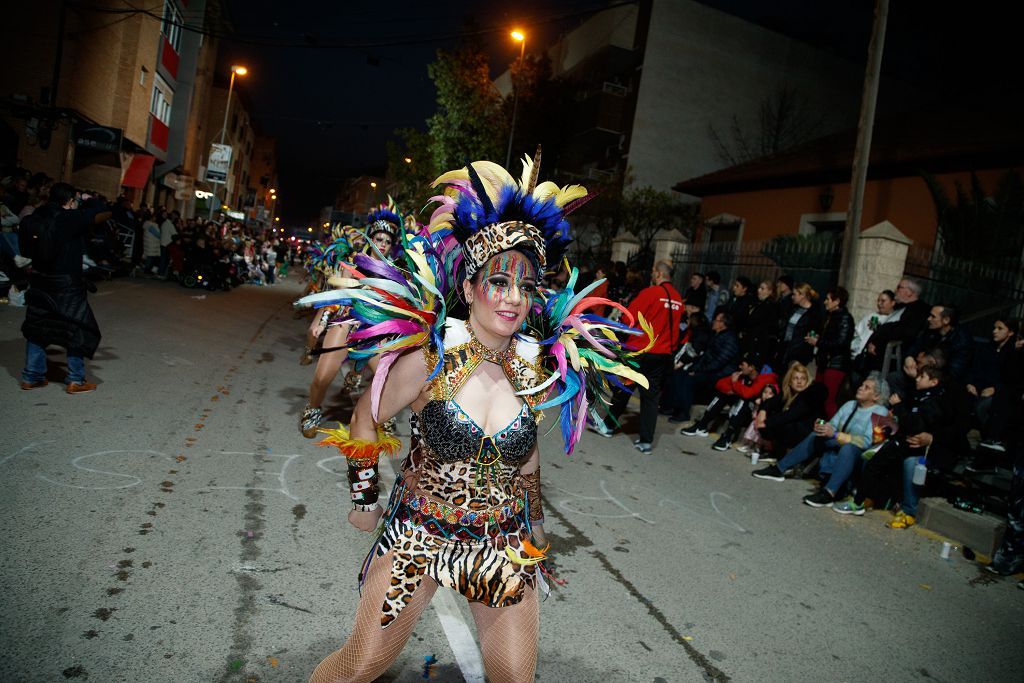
299;206;401;438
300;153;650;682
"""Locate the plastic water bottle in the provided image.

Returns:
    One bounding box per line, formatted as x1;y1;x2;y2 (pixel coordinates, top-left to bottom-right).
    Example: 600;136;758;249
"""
912;456;927;485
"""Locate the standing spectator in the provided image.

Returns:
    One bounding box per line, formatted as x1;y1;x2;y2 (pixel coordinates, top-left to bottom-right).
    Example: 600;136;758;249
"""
726;276;756;336
906;305;974;384
862;277;929;372
966;317;1019;454
741;279;780;358
776;275;795;324
777;282;822;368
851;289;896;358
704;270;728;322
595;261;683;453
668;311;740;424
159;210;178;277
141;209;161;275
682;272;707;312
807;286;855;417
18;183;110;393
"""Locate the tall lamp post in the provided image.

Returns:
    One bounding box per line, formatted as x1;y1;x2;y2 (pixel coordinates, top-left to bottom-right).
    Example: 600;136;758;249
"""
209;64;247;220
504;30;526;168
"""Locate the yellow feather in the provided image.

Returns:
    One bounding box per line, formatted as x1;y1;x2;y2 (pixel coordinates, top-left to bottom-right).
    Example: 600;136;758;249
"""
627;312;657;356
561;334;582;371
431;168;469;187
519;153;534;190
532;180;559;203
554;184;588;208
471;160;516;207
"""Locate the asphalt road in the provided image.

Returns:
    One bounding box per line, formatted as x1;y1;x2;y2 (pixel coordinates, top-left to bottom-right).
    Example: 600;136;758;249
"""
0;277;1020;683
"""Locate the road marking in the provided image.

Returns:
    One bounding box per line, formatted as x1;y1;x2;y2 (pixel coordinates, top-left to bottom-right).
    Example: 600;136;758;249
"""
0;441;53;467
378;455;486;682
555;480;656;524
36;449;172;490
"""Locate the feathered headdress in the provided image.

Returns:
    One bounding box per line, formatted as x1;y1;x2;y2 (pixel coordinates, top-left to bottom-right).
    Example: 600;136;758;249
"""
427;148;594;279
365;196;404;241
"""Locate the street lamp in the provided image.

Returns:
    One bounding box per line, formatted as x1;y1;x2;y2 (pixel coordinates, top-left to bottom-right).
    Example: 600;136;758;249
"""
505;29;526;167
403;157;412;164
209;64;248;220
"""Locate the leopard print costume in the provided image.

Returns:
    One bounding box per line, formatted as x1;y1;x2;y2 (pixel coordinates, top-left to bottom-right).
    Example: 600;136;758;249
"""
363;319;546;628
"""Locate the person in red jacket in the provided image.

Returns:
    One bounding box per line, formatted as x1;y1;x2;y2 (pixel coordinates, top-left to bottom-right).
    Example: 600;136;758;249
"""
593;260;683;453
680;352;779;452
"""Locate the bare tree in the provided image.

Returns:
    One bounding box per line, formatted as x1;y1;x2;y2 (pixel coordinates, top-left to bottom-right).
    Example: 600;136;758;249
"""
709;84;826;166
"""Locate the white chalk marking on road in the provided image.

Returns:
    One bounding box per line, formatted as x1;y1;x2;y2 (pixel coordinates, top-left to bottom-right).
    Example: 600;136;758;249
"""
37;449;171;490
161;353;195;367
191;451;303;501
555;480;656;525
0;441;53;467
656;493;748;534
377;455;486;682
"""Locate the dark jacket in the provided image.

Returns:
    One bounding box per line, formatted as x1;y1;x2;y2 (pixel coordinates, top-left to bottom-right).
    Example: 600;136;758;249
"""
741;298;780;358
966;339;1016;391
816;307;855;371
19;202;107;358
868;298;930;352
779;302;824;367
682;284;707;312
726;292;757;336
894;383;970;471
906;324;974;383
691;329;740;377
762;381;828;431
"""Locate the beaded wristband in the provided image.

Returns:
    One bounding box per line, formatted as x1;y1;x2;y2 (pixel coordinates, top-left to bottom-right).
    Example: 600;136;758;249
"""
349;463;379;505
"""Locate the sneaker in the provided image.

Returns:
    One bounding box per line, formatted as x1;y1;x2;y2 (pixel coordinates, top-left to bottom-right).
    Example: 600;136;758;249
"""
680;425;709;437
832;499;866;516
20;380;49;390
587;421;614;438
300;405;323;438
711;435;731;451
979;439;1007;452
735;442;752;453
66;381;97;394
633;441;652;454
886;511;916;529
756;455;777;465
965;459;998;475
803;488;834;508
752;464;785;481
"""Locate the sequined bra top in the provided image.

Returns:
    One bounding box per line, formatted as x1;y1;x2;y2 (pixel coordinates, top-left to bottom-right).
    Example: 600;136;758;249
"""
418;399;537;467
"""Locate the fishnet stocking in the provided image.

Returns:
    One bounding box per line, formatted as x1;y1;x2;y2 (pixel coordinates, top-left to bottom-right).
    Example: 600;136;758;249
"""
309;552;437;683
469;586;539;683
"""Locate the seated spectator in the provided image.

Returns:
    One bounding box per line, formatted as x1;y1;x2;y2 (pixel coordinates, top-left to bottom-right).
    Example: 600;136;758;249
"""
668;311;740;424
704;270;728;322
752;375;890;511
682;272;707;313
966;316;1019;456
776;282;823;368
861;277;929;374
851;289;896;358
839;365;969;525
906;305;973;385
754;362;828;464
680;352;779;451
741;279;779;359
807;286;854;417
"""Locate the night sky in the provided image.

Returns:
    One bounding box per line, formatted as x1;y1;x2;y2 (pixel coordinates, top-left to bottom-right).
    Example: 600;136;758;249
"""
215;0;1018;225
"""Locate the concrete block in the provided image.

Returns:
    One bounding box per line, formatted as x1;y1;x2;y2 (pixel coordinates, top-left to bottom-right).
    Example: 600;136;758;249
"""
918;498;1006;557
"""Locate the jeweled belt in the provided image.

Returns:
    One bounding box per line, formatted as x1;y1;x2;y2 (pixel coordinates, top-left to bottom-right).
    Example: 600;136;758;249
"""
399;487;525;528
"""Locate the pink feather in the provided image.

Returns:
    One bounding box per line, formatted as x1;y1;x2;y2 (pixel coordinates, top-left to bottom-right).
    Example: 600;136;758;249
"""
349;320;422;339
370;351;400;422
566;316;616;358
552;341;568;379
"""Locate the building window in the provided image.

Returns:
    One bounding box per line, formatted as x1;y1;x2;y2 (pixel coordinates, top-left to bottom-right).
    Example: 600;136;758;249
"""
139;65;148;86
150;74;173;124
161;1;183;53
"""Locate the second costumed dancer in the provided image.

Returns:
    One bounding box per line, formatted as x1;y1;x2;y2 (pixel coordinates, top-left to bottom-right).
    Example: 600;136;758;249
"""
301;153;653;682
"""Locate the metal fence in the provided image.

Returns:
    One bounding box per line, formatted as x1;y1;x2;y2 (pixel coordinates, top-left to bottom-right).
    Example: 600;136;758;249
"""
904;246;1024;335
670;234;841;294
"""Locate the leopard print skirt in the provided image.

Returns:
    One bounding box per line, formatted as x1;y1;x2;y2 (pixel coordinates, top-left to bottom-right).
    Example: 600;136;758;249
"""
364;463;540;628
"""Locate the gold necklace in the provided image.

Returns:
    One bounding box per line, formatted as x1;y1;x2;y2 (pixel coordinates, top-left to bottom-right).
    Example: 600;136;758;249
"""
466;321;513;365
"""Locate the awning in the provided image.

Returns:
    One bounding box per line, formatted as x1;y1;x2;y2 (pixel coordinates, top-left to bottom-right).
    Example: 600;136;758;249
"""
121;154;156;189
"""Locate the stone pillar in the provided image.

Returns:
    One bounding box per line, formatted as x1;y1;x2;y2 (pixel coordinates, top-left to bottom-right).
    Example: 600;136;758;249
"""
652;228;687;266
848;220;913;321
610;230;640;263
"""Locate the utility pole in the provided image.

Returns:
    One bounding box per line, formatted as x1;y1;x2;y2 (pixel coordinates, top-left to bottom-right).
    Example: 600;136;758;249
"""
838;0;889;290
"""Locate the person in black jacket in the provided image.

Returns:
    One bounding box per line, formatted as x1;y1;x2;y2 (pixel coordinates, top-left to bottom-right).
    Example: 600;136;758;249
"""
754;362;827;463
777;282;823;368
905;305;974;384
726;276;756;336
965;317;1019;455
19;183;110;394
668;311;740;424
682;272;707;313
861;277;929;373
807;286;855;417
742;279;780;360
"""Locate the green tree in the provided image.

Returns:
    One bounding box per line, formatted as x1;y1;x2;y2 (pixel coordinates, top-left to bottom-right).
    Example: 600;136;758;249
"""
384;128;436;216
426;46;507;171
